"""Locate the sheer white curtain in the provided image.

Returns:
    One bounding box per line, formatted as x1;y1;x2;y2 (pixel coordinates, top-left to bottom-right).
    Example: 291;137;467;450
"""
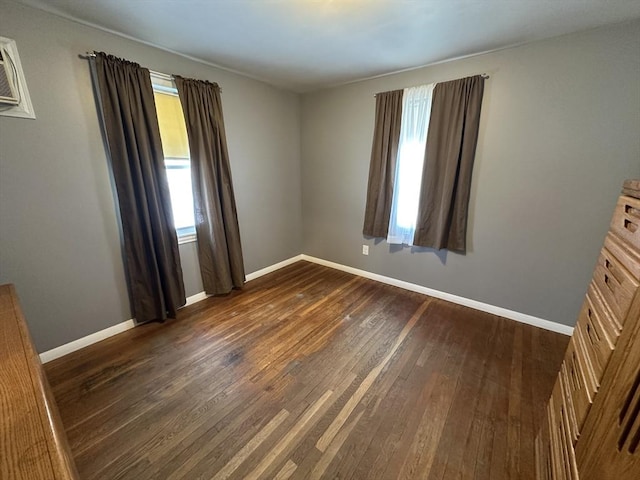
387;83;435;245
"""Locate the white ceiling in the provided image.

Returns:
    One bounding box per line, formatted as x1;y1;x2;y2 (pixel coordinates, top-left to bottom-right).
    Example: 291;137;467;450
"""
18;0;640;92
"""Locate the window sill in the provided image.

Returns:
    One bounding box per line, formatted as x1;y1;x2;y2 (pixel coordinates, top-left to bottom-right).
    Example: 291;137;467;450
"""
178;233;197;245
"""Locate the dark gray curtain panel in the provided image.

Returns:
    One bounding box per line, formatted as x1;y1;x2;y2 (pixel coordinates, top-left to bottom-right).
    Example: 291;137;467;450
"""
174;76;245;294
362;89;404;238
91;52;186;322
413;75;485;252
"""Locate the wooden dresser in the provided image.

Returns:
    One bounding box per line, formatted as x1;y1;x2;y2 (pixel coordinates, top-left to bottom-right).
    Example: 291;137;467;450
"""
536;179;640;479
0;284;78;479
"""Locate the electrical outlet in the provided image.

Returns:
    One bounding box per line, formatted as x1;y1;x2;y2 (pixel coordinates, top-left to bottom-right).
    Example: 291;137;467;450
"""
362;245;369;255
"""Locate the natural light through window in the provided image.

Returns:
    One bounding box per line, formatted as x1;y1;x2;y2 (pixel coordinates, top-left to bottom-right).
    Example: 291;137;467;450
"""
152;74;196;241
164;158;195;235
387;83;435;245
394;141;426;229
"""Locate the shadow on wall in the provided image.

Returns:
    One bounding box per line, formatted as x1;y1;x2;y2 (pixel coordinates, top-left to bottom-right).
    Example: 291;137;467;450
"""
366;236;449;264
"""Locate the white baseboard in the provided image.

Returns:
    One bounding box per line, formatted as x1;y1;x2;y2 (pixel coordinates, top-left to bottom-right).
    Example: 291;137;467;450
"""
245;255;304;281
39;318;136;364
39;289;209;363
40;252;572;363
183;291;208;307
300;254;574;337
40;255;303;363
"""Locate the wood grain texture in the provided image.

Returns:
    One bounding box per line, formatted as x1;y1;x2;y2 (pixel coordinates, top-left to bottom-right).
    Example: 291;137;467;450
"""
273;460;297;480
535;188;640;480
0;284;78;480
212;409;290;480
622;178;640;199
45;262;567;479
575;237;640;479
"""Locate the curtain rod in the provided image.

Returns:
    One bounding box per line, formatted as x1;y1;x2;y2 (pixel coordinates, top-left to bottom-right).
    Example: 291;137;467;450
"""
374;73;490;97
79;52;174;80
79;52;221;91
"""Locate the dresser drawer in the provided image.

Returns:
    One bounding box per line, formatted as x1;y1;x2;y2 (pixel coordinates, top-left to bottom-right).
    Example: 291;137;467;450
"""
561;337;594;435
558;402;580;480
573;328;598;395
573;326;600;404
605;233;640;280
591;246;639;332
548;394;565;480
536;420;553;480
574;288;616;385
548;390;579;480
610;194;640;251
559;366;579;445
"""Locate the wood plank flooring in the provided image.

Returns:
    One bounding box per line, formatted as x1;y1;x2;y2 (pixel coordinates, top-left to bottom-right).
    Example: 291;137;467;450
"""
44;261;569;479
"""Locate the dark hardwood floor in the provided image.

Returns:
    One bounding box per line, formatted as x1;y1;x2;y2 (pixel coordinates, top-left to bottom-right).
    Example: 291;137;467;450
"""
45;261;568;479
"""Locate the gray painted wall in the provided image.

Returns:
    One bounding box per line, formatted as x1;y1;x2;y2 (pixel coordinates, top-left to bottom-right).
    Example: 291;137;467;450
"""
300;20;640;328
0;1;302;351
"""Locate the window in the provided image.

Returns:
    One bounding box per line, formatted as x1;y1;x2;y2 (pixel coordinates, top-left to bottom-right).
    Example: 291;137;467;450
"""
152;73;196;242
387;83;435;245
164;157;195;238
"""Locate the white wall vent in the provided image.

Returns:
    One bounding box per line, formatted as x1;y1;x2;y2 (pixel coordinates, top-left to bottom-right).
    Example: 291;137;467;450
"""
0;36;35;119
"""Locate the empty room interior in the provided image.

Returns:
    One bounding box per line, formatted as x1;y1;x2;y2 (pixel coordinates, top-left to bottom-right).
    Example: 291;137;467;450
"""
1;1;640;479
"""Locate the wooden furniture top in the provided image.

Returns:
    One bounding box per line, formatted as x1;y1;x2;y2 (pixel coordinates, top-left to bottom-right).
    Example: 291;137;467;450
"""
0;284;78;480
623;178;640;199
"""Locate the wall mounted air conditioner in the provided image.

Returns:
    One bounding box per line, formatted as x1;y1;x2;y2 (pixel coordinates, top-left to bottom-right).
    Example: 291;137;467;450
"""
0;46;19;105
0;36;35;119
